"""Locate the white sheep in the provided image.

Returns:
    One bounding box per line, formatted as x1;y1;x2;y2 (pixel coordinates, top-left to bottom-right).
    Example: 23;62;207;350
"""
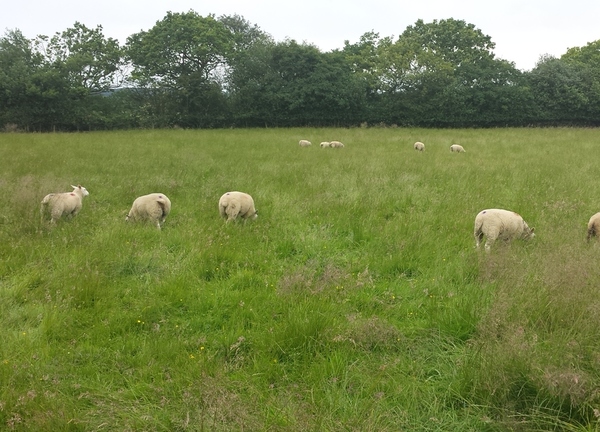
126;193;171;229
40;184;89;224
474;208;535;252
414;141;425;151
320;141;331;148
586;212;600;241
330;141;345;148
299;140;312;147
450;144;466;153
219;191;258;223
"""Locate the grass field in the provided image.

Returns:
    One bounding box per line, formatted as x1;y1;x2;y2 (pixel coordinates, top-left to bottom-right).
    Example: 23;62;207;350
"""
2;127;600;431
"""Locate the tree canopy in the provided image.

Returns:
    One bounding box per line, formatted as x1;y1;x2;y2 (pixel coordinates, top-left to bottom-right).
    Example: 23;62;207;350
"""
1;13;599;131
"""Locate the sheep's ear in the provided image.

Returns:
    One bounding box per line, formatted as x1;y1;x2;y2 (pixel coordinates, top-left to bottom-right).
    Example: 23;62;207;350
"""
530;227;535;232
71;185;77;189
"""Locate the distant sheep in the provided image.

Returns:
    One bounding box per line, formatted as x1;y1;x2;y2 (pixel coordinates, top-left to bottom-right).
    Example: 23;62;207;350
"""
450;144;466;153
320;141;331;148
40;184;89;224
126;193;171;230
330;141;345;148
474;208;535;251
586;212;600;241
219;191;258;223
414;141;425;151
299;140;312;147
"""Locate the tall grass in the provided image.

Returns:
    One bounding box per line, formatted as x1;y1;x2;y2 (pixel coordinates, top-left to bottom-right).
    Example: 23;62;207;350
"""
1;127;600;430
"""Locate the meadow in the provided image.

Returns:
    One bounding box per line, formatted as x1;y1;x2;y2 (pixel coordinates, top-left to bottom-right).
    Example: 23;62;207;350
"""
1;127;600;431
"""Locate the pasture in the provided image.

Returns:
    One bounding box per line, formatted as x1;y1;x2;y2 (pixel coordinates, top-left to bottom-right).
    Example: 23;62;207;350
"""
1;127;600;431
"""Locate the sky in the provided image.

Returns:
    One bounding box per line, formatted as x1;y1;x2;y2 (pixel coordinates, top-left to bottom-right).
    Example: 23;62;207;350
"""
2;0;599;71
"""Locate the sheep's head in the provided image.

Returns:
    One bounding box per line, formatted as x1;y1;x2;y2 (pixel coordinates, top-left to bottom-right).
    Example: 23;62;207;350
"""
72;185;90;197
523;224;535;240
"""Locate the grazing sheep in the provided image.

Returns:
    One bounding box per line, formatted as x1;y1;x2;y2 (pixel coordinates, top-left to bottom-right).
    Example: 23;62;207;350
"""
299;140;312;147
450;144;466;153
414;141;425;151
474;209;535;252
586;212;600;241
219;191;258;223
330;141;345;148
40;184;89;224
320;141;331;148
126;193;171;230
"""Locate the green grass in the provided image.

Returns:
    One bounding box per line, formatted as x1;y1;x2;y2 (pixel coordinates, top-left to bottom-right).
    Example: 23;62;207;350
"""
2;127;600;430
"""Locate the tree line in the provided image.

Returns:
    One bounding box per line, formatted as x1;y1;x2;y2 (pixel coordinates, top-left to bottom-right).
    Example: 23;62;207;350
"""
1;12;599;131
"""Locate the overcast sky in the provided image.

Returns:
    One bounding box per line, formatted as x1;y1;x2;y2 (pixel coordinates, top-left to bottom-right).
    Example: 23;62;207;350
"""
3;0;599;71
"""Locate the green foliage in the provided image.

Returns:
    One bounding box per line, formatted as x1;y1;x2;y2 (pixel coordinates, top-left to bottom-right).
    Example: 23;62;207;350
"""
2;128;600;430
126;11;231;87
41;22;123;93
2;15;600;129
229;40;366;127
527;56;591;125
125;11;233;128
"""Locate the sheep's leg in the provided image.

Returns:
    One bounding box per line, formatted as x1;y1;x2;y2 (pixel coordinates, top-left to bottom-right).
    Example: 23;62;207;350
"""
226;203;240;223
588;223;597;241
51;209;62;223
484;236;496;252
474;231;483;248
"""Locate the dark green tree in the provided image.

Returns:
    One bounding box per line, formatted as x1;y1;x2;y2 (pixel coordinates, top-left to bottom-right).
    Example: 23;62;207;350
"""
34;22;124;129
0;29;44;129
371;18;530;126
126;11;232;127
527;55;590;125
342;31;393;125
561;40;600;124
42;22;122;93
228;39;365;127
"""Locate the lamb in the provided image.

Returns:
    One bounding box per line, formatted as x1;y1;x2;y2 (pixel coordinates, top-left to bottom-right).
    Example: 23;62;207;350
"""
126;193;171;229
330;141;345;148
450;144;466;153
320;141;331;148
40;184;89;224
299;140;312;147
474;208;535;251
219;191;258;223
414;141;425;151
586;212;600;241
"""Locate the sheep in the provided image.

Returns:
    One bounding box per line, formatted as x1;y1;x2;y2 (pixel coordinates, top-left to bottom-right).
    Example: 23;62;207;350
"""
40;184;89;224
330;141;345;148
450;144;466;153
320;141;331;148
126;193;171;230
586;212;600;241
474;208;535;252
414;141;425;151
299;140;312;147
219;191;258;223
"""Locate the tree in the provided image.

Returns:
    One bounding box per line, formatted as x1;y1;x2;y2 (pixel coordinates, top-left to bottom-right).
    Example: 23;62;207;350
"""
24;22;125;130
342;31;393;124
126;11;232;127
527;55;590;125
560;40;600;123
127;11;232;87
40;22;123;93
368;18;529;126
228;39;365;127
218;14;271;56
0;29;44;129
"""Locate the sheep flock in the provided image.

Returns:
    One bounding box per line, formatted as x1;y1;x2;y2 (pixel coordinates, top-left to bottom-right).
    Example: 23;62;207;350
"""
35;137;600;251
